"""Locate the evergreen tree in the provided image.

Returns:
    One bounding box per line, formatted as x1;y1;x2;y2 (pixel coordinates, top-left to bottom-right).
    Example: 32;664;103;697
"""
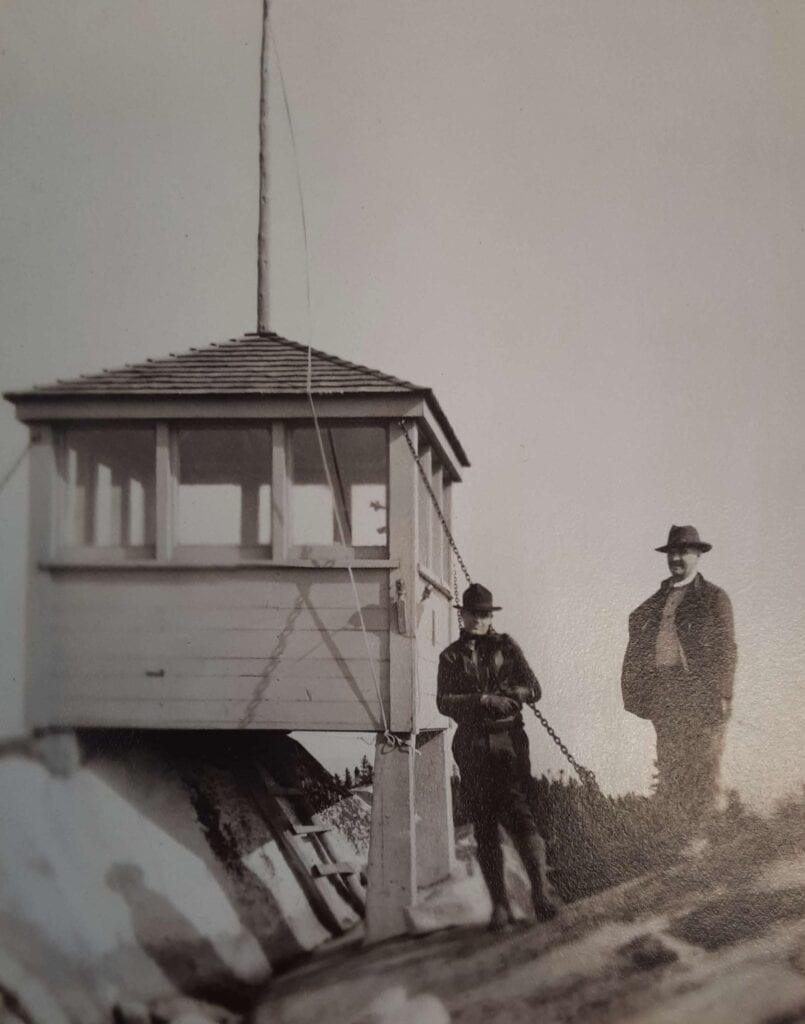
343;768;353;790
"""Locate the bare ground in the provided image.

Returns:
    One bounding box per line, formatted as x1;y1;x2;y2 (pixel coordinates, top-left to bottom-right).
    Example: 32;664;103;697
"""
252;847;805;1024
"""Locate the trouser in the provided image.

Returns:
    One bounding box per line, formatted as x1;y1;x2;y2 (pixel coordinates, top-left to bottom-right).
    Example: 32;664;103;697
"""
454;724;545;904
653;716;726;835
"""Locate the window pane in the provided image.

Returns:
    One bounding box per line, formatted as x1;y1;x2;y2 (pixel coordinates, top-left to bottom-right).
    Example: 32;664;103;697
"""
62;426;155;548
291;484;333;544
352;483;386;546
290;424;387;549
177;426;272;546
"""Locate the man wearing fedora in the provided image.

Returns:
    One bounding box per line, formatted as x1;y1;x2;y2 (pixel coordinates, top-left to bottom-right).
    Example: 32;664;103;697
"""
437;582;559;931
622;525;737;842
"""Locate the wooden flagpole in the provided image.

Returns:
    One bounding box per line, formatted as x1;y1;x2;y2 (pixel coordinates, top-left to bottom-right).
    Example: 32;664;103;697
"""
257;0;270;333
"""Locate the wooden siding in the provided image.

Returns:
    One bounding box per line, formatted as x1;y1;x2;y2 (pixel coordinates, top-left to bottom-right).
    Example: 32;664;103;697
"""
415;584;453;731
33;567;391;731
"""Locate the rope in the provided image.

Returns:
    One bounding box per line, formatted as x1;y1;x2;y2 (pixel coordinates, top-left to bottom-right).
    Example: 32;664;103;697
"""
398;419;601;793
0;441;30;496
306;351;408;752
273;25;408;756
269;27;312;326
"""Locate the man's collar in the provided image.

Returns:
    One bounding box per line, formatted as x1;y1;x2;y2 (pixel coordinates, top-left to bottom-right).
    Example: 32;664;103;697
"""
671;570;699;589
661;571;702;592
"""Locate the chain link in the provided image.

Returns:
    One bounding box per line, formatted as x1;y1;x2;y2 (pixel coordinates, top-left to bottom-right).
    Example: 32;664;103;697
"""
527;703;600;793
399;418;601;793
453;566;462;633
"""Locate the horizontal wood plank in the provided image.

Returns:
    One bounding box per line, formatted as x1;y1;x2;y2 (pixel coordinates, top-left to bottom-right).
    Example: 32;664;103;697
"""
48;569;389;610
52;628;389;662
46;657;389;681
54;669;391;704
51;604;389;633
48;697;389;731
14;394;424;424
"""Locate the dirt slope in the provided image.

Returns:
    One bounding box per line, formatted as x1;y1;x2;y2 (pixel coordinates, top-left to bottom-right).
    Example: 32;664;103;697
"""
255;844;805;1024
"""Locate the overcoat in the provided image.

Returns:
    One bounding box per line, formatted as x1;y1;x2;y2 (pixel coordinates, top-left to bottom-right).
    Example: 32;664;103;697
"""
621;573;736;723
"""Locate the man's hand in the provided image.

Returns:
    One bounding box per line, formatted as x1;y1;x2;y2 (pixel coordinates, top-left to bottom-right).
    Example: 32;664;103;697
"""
480;694;520;718
507;686;533;706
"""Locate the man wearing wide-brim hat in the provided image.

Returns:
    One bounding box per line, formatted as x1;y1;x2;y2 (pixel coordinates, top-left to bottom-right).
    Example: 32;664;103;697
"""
621;525;737;844
437;583;559;930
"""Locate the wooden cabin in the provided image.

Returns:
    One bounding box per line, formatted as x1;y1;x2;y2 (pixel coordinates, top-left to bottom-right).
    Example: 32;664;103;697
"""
5;332;469;940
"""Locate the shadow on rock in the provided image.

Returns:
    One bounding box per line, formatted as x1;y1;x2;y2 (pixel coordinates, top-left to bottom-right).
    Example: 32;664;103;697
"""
106;863;261;1013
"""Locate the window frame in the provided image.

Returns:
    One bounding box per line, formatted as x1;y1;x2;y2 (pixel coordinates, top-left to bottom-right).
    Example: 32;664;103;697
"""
286;419;390;561
414;442;453;588
54;421;158;562
52;418;392;566
171;420;275;562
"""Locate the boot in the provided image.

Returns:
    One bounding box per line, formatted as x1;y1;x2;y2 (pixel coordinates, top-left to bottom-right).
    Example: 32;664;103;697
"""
487;901;514;933
514;832;560;923
476;834;514;932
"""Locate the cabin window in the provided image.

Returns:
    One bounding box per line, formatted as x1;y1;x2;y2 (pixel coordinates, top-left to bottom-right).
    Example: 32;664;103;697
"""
59;425;156;553
288;424;387;556
175;425;272;554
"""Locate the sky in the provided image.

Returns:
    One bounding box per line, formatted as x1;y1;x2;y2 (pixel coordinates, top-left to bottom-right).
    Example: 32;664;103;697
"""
1;1;803;807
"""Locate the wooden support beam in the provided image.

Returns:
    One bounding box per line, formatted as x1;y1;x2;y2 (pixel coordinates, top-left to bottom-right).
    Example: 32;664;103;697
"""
387;421;418;731
25;425;56;728
155;424;174;561
270;421;287;559
414;729;456;888
364;734;416;942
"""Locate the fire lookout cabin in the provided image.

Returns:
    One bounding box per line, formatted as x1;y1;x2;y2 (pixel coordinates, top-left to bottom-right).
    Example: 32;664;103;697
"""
4;332;469;940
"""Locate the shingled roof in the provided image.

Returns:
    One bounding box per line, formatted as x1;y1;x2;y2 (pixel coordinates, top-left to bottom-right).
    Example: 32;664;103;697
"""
5;332;469;464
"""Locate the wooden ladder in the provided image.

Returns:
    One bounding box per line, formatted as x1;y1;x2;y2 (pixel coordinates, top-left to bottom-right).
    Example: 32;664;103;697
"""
243;762;365;936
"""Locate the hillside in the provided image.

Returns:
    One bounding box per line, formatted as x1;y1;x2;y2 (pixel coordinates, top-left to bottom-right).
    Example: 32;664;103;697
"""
255;795;805;1024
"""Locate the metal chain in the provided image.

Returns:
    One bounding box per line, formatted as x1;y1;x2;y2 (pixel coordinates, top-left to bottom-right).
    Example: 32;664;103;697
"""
399;418;601;793
453;567;462;632
399;420;472;586
526;703;601;794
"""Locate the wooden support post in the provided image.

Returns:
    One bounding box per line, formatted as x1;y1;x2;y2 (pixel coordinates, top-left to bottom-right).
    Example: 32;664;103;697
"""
155;424;174;560
25;425;55;729
364;734;416;943
387;421;418;731
271;421;287;559
414;730;455;888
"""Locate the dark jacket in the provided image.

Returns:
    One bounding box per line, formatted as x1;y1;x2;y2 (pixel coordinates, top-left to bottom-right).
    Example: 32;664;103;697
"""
437;630;541;732
621;573;737;722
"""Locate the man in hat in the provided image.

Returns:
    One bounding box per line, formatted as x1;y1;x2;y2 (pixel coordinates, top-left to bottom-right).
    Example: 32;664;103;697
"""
621;525;737;842
437;583;559;931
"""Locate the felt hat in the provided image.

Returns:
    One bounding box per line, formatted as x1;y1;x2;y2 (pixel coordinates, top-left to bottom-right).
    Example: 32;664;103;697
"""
655;524;712;553
454;582;501;612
